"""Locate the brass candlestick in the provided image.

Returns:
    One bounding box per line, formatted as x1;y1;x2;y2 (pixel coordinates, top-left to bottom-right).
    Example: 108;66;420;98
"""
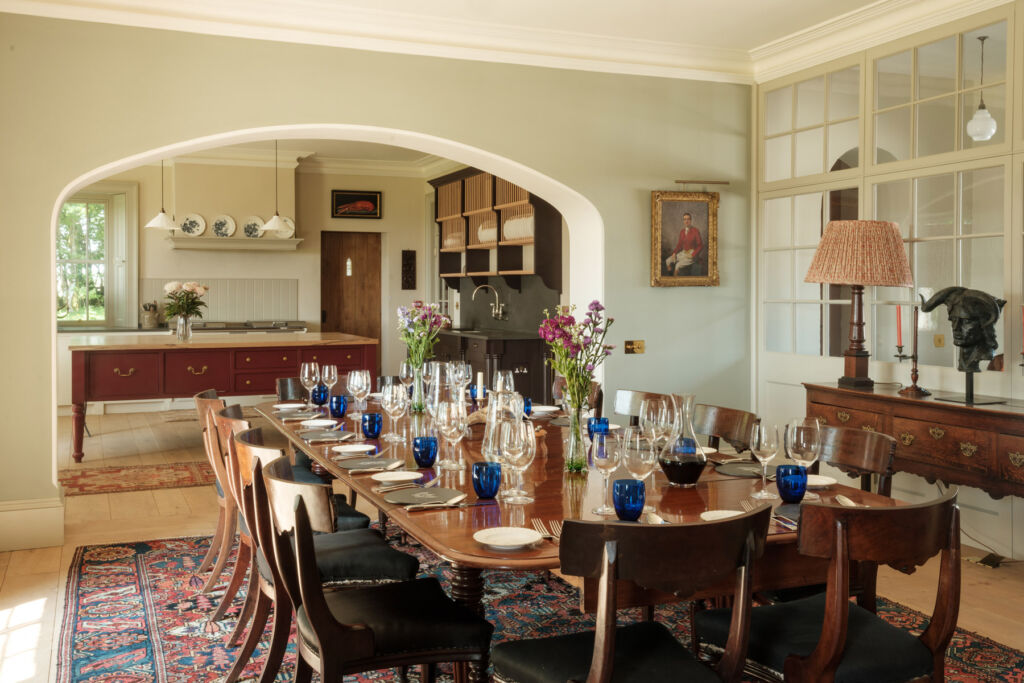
894;344;911;362
899;303;931;397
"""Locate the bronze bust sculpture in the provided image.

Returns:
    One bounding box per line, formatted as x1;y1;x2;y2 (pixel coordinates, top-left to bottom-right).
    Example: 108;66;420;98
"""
921;287;1005;373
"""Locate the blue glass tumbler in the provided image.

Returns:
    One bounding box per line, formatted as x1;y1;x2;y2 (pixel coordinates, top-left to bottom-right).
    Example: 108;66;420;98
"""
469;384;478;400
612;479;645;522
329;395;348;419
588;416;610;439
311;384;329;408
524;397;533;417
775;464;808;504
472;462;502;499
412;436;438;468
361;413;383;439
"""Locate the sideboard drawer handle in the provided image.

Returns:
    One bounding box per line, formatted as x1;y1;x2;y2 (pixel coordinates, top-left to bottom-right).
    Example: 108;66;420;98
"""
861;425;876;433
347;354;352;359
113;367;135;377
959;442;978;457
245;356;252;362
899;432;915;446
818;416;828;425
837;411;851;423
1009;452;1024;468
312;355;317;361
282;356;288;361
929;427;945;440
187;365;208;376
245;379;252;385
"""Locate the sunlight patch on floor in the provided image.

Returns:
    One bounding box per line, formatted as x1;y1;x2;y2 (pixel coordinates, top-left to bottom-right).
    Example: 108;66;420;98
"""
0;599;47;683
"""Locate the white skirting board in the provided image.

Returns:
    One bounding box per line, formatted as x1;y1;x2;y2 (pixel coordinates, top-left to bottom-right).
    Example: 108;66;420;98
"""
0;496;64;551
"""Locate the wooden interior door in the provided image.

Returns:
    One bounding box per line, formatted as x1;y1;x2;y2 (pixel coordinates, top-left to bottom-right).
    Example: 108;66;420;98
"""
321;232;381;372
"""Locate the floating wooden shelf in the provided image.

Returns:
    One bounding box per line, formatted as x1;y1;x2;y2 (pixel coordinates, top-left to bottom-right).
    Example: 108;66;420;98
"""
436;213;462;222
493;200;531;211
168;237;303;251
466;270;498;277
463;207;497;217
499;238;534;246
440;246;466;253
498;269;534;275
467;241;498;250
440;271;466;278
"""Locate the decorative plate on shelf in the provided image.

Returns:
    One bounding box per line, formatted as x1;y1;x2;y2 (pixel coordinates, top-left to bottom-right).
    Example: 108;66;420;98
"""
242;216;265;238
179;213;206;236
211;214;235;237
270;216;295;239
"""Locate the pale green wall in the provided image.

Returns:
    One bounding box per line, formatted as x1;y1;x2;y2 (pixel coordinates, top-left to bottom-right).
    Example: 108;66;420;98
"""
0;13;751;506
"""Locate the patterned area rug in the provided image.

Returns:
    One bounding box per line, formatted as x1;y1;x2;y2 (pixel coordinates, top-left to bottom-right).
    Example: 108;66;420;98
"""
55;534;1024;682
58;463;216;496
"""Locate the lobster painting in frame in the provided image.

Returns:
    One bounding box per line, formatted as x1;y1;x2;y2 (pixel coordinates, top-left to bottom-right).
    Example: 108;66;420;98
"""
331;190;382;219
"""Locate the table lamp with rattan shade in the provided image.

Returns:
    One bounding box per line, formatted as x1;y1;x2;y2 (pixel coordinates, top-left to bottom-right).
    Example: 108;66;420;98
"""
805;220;913;389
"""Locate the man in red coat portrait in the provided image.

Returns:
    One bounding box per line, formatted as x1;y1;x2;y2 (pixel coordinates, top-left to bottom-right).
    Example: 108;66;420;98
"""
665;212;705;276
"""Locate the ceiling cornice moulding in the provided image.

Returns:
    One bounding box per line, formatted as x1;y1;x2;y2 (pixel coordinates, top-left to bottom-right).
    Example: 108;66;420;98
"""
296;155;449;178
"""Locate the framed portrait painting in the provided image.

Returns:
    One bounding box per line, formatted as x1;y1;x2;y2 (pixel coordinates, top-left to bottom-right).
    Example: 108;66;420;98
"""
650;191;719;287
331;190;382;219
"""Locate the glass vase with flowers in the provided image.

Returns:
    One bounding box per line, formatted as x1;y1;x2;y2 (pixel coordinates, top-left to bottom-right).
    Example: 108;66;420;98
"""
397;301;451;412
163;281;209;342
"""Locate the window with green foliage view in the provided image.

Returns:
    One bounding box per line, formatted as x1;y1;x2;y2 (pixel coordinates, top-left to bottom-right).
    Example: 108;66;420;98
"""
57;197;108;322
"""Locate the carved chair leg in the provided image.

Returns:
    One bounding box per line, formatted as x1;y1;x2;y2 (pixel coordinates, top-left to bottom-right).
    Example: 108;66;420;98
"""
420;663;436;683
211;540;251;622
223;589;272;683
227;561;259;646
642;605;655;621
202;507;237;593
197;503;227;574
294;654;313;683
258;597;292;683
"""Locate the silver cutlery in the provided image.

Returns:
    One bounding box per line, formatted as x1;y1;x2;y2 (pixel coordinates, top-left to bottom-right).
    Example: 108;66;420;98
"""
742;498;797;530
348;461;404;474
376;478;441;493
549;519;562;540
531;519;558;540
405;493;468;511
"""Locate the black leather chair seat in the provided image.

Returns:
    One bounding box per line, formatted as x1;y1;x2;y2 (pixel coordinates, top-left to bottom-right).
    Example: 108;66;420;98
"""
287;462;369;530
696;592;933;683
291;463;324;485
491;620;717;683
296;577;492;658
258;529;418;584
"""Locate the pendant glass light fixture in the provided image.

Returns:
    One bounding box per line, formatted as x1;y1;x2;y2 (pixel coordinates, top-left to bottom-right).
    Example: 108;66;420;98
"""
144;159;177;229
966;35;997;142
263;140;288;235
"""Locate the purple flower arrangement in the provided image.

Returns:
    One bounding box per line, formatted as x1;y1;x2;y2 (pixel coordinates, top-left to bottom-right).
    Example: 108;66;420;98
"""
538;300;614;411
397;300;451;366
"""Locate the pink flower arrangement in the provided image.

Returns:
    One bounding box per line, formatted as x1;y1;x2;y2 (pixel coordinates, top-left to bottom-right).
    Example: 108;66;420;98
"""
539;300;614;409
397;300;451;366
163;281;209;318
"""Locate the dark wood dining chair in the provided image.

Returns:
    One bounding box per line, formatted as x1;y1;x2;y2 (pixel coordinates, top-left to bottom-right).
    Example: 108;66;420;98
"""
553;376;603;417
193;389;234;592
692;403;758;454
272;495;493;683
696;489;961;683
276;376;306;402
818;425;896;497
491;505;772;683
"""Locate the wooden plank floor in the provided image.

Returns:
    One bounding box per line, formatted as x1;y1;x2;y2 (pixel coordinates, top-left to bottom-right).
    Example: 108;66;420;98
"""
0;411;1019;681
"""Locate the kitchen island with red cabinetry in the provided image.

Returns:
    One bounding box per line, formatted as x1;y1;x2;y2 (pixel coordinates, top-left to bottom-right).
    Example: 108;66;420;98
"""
68;332;377;462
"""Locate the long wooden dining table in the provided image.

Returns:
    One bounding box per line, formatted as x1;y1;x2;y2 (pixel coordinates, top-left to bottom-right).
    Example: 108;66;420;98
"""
255;401;897;681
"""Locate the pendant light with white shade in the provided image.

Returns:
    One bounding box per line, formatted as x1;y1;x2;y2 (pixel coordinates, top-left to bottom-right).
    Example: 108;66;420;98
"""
144;159;177;229
966;35;997;142
263;140;289;235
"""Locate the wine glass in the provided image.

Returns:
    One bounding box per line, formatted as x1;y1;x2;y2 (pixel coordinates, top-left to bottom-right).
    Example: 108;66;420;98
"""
785;417;821;501
436;400;466;470
399;361;415;388
592;432;619;515
749;423;779;500
320;364;338;401
347;370;370;431
621;426;656;512
493;369;514;394
300;362;320;410
639;398;667;449
381;383;408;442
502;420;535;504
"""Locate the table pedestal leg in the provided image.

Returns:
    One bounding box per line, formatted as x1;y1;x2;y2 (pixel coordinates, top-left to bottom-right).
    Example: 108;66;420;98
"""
72;402;86;463
450;564;488;683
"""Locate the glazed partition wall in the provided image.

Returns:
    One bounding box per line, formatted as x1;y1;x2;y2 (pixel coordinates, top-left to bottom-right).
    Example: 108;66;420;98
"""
754;4;1024;558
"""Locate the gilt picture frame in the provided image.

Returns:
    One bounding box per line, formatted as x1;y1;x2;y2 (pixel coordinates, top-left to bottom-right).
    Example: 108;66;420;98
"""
331;190;382;219
651;191;719;287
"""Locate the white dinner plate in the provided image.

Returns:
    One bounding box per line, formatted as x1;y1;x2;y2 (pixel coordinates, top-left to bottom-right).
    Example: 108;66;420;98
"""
699;510;743;522
369;392;383;400
179;213;206;236
698;446;718;455
806;474;837;489
371;471;422;483
242;215;265;238
473;527;543;551
332;444;376;454
529;405;558;413
607;423;623;430
300;418;337;428
212;214;235;237
273;402;305;411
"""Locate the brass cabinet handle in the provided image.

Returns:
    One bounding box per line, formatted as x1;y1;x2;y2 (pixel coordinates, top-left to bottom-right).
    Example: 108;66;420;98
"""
312;355;317;360
899;432;915;446
187;365;208;376
245;379;252;385
1008;452;1024;468
347;354;352;359
959;442;978;457
245;356;252;362
929;427;945;440
818;416;828;425
113;367;135;377
861;425;876;432
836;411;851;423
282;356;288;361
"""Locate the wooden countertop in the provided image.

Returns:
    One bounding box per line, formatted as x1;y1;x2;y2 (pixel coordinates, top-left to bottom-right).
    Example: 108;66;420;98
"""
67;331;378;351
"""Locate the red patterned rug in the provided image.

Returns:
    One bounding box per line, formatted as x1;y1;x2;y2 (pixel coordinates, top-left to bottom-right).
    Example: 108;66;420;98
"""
58;463;216;496
55;534;1024;682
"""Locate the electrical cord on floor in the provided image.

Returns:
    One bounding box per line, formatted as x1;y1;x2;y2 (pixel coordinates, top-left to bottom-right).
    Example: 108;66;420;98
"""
934;481;1019;564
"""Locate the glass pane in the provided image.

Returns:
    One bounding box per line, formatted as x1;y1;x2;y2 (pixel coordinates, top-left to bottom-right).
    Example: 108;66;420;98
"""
961;166;1003;235
962;236;1003;297
764;135;792;182
962;84;1005;148
87;201;106;260
794;193;823;245
874;178;912;238
873;304;907;358
916;36;956;98
826;303;850;357
826;187;858;222
763;197;791;249
876;50;912;108
794;249;820;299
915;240;955;296
56;263;73;319
915;174;954;238
795;303;822;356
963;23;1007;89
917;303;955;368
916;95;956;157
764;251;792;299
65;263;89;321
829;66;859;120
875;107;911;163
796;76;825;128
765;303;792;353
88;263;106;321
57;202;81;260
794;128;824;177
765;86;793;136
827;119;858;171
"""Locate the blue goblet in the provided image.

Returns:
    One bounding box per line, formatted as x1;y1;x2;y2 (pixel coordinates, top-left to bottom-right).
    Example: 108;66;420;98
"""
311;384;329;408
329;394;348;419
472;462;502;499
361;412;383;440
412;436;439;468
612;479;645;522
588;416;609;439
523;397;533;417
775;464;808;504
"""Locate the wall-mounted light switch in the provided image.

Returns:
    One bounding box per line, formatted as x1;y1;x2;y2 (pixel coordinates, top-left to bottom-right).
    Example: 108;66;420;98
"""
624;340;645;354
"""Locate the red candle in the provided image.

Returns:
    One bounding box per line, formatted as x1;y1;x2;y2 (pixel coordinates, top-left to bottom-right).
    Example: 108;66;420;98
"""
897;305;903;347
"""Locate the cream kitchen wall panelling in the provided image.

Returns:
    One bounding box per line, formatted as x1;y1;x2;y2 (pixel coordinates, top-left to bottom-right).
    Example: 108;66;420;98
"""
139;278;299;322
1;13;751;545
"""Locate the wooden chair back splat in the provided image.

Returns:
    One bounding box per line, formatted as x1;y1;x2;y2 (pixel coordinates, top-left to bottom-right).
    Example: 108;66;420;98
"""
818;425;896;497
277;377;306;402
692;403;758;453
233;428;286;488
262;456;337;535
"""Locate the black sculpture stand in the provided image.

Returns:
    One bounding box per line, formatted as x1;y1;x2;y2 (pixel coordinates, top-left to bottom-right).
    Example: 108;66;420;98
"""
936;371;1004;406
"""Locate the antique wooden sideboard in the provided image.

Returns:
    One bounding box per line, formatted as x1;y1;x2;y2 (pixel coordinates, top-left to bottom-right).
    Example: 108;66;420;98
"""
805;382;1024;499
68;332;377;462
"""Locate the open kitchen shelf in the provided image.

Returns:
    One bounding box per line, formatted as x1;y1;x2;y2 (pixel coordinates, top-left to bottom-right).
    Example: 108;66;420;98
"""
168;237;303;251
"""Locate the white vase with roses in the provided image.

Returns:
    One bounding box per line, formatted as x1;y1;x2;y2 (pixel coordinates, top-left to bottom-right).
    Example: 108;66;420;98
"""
163;281;209;342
